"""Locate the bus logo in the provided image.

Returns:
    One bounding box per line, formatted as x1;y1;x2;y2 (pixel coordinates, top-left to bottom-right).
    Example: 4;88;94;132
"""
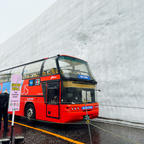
29;80;34;86
35;79;40;85
50;76;57;80
29;79;40;86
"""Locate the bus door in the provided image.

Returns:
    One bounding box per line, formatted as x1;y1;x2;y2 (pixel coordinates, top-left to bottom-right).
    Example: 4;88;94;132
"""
42;80;60;119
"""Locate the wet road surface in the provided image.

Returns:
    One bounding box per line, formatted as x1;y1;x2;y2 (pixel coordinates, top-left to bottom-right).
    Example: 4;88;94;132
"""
0;117;144;144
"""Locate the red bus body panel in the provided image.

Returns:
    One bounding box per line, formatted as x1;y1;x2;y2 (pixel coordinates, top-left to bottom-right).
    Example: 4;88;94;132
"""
8;74;99;123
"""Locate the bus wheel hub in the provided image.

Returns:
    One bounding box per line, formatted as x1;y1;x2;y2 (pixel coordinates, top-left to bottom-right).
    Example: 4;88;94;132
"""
27;108;33;119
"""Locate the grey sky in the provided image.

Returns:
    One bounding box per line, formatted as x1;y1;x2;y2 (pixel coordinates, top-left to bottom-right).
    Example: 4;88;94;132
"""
0;0;56;44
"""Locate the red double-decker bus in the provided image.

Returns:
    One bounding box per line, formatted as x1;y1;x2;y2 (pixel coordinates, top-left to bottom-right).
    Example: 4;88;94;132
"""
0;55;99;123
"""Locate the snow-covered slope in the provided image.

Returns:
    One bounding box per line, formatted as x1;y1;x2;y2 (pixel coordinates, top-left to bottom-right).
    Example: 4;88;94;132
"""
0;0;144;123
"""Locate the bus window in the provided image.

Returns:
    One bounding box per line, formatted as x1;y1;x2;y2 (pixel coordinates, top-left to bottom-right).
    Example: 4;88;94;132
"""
58;56;93;79
87;91;92;102
75;64;89;76
42;58;58;76
11;66;24;75
23;61;43;79
47;82;59;105
82;90;87;103
62;88;95;104
0;70;11;83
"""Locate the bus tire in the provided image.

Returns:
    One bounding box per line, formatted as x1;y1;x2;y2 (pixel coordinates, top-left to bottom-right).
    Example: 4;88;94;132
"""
25;104;36;120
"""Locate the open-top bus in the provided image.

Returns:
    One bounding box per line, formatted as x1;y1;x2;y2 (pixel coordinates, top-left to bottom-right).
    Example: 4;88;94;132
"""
0;55;99;123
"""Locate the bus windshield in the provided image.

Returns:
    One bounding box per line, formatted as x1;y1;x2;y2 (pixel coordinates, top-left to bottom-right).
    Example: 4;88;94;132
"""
61;87;96;104
58;56;94;80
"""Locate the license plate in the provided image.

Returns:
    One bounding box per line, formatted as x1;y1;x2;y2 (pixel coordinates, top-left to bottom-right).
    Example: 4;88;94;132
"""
82;106;93;110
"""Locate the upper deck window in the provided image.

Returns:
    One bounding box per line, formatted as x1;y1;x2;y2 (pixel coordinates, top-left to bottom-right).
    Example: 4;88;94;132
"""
11;66;24;75
58;56;93;80
0;70;11;83
42;58;58;76
23;61;43;79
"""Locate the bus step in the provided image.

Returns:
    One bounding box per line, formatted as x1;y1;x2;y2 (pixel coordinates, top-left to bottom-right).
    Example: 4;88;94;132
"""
0;138;10;144
15;136;24;144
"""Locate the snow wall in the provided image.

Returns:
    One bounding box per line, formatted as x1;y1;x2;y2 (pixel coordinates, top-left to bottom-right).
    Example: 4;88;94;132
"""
0;0;144;124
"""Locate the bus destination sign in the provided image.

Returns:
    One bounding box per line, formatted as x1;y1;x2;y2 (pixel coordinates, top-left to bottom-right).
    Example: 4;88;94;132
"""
78;75;90;80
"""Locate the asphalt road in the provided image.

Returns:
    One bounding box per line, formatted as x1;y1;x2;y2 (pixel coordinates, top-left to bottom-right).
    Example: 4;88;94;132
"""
0;117;144;144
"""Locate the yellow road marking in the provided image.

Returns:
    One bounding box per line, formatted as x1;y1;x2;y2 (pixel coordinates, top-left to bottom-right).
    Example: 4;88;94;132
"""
9;120;84;144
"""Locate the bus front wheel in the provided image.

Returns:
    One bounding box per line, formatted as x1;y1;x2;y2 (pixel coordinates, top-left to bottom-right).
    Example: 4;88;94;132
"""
25;104;36;120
